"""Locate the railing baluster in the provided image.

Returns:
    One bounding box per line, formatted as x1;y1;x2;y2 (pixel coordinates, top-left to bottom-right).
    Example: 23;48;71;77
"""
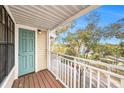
60;58;62;79
83;67;86;88
64;59;66;84
97;71;100;88
121;79;124;88
67;60;69;87
70;62;73;88
66;60;68;85
107;74;111;88
61;58;63;80
74;59;77;88
61;58;63;81
78;65;80;88
63;59;65;82
89;68;92;88
107;67;111;88
62;59;65;82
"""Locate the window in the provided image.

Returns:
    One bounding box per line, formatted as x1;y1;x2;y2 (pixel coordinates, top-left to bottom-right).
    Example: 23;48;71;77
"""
0;5;15;84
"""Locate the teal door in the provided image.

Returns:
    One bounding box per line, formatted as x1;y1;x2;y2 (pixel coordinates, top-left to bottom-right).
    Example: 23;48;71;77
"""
19;28;35;76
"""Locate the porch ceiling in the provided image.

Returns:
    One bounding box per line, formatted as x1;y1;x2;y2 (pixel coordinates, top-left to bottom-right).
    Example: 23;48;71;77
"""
8;5;98;30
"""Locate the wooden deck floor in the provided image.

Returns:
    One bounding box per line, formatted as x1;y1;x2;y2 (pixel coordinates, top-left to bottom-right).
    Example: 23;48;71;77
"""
12;69;65;88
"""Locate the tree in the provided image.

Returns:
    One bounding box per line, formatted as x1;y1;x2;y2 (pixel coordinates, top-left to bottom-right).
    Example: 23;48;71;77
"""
119;42;124;57
52;12;103;58
64;32;81;57
51;22;74;53
103;18;124;57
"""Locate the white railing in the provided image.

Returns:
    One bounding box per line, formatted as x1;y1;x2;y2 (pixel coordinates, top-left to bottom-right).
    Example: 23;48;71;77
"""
49;52;124;88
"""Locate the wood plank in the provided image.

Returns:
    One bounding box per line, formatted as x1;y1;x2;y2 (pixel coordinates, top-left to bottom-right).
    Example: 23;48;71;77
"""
42;70;57;88
12;70;65;88
12;79;20;88
19;76;25;88
45;70;64;88
38;71;51;88
24;75;29;88
36;72;45;88
32;73;40;88
28;74;35;88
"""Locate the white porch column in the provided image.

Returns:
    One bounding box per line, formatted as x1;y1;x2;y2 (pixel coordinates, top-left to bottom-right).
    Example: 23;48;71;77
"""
47;30;51;70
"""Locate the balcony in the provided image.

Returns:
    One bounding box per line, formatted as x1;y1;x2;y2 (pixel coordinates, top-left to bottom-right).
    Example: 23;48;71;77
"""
0;5;124;88
11;52;124;88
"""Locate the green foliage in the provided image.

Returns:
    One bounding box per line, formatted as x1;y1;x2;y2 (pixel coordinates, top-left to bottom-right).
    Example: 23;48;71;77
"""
51;43;67;54
51;12;124;60
55;22;74;36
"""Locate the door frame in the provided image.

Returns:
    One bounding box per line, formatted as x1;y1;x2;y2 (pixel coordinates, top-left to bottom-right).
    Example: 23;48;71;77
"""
15;24;38;78
18;28;35;76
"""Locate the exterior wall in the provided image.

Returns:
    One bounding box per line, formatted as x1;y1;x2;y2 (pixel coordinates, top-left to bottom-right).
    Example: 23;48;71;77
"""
37;31;47;71
0;6;16;88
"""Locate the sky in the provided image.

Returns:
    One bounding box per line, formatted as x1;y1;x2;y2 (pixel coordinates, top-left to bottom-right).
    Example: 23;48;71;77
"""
59;5;124;44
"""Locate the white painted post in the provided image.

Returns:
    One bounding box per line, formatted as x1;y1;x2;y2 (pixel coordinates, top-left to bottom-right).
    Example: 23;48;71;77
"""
107;67;111;88
121;78;124;88
59;57;61;79
107;74;111;88
83;67;86;88
78;65;80;88
70;62;73;88
67;60;69;87
89;69;92;88
74;58;77;88
64;59;67;84
61;59;64;81
97;71;100;88
60;58;62;80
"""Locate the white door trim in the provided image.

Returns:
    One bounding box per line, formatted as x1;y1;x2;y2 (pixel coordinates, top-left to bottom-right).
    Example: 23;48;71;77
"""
15;24;38;79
